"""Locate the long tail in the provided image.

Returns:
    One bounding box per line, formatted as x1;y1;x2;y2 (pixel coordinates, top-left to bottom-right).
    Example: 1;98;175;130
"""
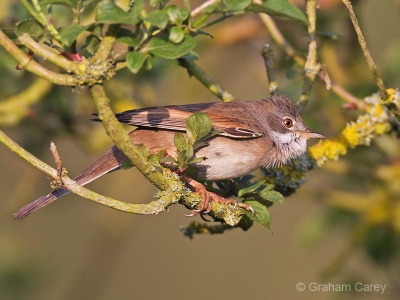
13;146;128;219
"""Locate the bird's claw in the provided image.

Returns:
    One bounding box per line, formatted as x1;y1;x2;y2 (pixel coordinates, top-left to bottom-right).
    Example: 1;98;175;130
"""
180;175;255;220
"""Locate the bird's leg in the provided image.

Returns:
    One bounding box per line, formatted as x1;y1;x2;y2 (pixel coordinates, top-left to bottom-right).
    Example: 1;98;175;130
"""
181;175;254;217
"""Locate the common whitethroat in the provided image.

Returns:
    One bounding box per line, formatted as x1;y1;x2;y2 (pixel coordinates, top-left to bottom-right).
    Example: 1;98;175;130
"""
14;94;325;219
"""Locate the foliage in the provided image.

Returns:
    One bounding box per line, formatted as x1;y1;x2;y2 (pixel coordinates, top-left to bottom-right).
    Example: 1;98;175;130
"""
1;0;400;289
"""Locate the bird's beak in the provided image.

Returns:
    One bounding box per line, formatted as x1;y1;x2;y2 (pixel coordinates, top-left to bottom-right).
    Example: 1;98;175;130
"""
300;128;326;139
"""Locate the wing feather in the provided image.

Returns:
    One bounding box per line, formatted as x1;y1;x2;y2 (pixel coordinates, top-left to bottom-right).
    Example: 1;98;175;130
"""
114;101;264;139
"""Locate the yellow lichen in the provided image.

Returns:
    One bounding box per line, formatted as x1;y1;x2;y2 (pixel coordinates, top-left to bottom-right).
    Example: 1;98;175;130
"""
340;125;360;148
308;139;347;165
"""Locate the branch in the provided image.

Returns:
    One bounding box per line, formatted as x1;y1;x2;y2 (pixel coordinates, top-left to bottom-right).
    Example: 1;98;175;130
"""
260;44;278;93
0;30;78;86
0;129;178;215
258;13;305;66
18;33;78;72
178;58;234;102
298;0;320;113
30;0;62;43
258;8;366;110
191;0;219;17
341;0;389;101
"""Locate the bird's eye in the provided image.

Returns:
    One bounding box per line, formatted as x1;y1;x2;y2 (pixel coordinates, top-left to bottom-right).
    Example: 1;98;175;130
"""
283;117;294;128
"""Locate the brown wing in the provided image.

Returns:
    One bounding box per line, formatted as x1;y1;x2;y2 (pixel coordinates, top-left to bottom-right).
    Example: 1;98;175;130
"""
114;101;263;139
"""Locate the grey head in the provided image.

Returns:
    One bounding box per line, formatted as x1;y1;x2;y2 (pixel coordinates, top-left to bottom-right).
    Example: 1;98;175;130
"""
260;94;325;167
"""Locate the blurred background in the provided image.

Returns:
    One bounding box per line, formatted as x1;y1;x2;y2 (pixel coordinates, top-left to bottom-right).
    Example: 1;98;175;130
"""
1;0;400;299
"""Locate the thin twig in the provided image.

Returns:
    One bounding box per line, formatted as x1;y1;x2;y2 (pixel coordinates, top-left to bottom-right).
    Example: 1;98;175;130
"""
18;33;79;72
31;0;62;42
317;71;367;110
260;44;278;94
50;141;64;182
298;0;321;113
0;129;176;215
0;30;78;86
191;0;219;17
341;0;389;101
258;7;366;110
178;58;234;102
258;13;305;65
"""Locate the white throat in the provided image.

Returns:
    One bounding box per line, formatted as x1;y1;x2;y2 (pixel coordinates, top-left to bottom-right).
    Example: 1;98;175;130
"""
265;132;307;168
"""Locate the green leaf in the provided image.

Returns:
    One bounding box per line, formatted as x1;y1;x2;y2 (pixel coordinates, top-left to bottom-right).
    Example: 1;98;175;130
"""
96;0;143;24
223;0;251;11
169;26;184;44
174;133;187;152
145;56;153;70
260;190;285;203
247;0;308;24
60;24;91;46
126;51;147;73
137;143;150;159
39;0;74;8
117;28;139;47
144;10;170;29
186;113;213;145
188;157;205;165
243;201;271;229
238;180;267;198
145;34;196;59
121;160;134;170
15;19;44;37
180;8;190;21
85;34;101;55
165;5;181;23
114;0;132;12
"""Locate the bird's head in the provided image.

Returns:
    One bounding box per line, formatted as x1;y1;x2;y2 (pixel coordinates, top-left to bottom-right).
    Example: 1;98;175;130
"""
263;94;325;167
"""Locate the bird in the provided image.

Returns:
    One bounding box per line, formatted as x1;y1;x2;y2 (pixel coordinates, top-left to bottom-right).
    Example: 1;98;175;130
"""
13;94;325;219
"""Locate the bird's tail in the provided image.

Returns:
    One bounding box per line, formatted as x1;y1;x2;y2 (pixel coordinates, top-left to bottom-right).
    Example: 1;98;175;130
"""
13;146;128;219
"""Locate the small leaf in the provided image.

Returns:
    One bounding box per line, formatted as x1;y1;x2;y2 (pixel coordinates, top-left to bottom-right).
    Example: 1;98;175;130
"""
145;34;196;59
174;133;187;152
180;8;190;21
186;113;213;145
121;160;134;170
115;0;132;12
39;0;74;8
137;143;149;159
165;5;181;23
126;51;147;73
238;180;267;198
85;34;101;55
169;26;184;44
144;10;169;29
260;190;285;203
223;0;251;11
117;28;139;47
188;157;205;165
243;201;271;229
180;51;199;61
247;0;308;24
15;19;44;37
192;141;209;150
145;56;153;70
60;24;91;46
96;0;143;24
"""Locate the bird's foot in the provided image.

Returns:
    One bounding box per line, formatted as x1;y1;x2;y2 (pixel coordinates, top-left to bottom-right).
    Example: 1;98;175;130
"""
181;175;254;218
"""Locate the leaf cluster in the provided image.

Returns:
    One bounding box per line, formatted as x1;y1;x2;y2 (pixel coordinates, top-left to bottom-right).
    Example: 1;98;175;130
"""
161;112;219;172
13;0;307;74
